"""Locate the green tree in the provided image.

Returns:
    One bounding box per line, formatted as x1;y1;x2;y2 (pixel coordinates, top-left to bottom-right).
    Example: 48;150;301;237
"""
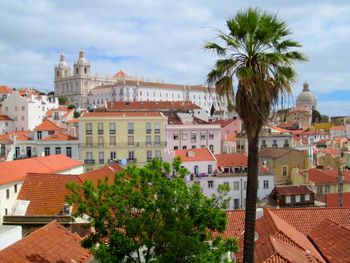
204;8;306;262
67;159;237;263
58;96;68;105
312;109;321;123
68;104;76;110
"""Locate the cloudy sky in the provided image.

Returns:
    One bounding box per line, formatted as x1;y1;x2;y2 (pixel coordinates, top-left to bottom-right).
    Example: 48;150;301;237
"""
0;0;349;116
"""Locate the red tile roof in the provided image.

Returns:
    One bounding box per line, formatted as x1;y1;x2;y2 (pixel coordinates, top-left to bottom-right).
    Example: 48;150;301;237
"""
308;168;339;184
105;100;201;111
0;85;13;93
309;219;350;263
34;119;65;131
3;131;33;141
0;220;91;263
67;118;79;124
82;111;163;118
270;208;350;235
215;153;247;167
272;185;314;196
42;131;78;141
175;148;215;162
330;125;346;131
17;164;123;216
0;155;83;185
0;114;13;121
324;192;350;208
210;119;237;127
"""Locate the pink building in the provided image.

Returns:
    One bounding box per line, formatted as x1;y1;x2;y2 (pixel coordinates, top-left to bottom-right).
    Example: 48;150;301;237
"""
211;118;242;150
166;114;221;153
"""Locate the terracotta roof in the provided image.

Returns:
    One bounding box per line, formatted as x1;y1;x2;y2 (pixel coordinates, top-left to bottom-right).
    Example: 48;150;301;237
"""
34;119;65;131
17;88;39;97
215;153;247;168
259;148;295;158
0;220;91;263
93;80;212;92
220;210;246;238
105;100;201;112
0;154;82;185
175;148;215;162
17;173;82;216
0;131;32;141
270;208;350;235
308;219;350;263
319;147;341;155
210;119;237;127
79;163;123;185
268;125;292;133
45;105;69;117
330;125;346;131
17;163;123;216
272;185;314;196
308;168;339;184
324;192;350;208
82;111;163;118
0;85;13;93
42;131;78;141
0;114;13;121
67;118;79;124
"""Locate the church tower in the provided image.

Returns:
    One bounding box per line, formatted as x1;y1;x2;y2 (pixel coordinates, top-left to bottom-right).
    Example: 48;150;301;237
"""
73;49;90;77
54;53;70;80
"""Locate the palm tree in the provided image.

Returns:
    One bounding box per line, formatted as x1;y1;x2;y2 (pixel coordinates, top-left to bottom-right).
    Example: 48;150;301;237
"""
204;8;306;262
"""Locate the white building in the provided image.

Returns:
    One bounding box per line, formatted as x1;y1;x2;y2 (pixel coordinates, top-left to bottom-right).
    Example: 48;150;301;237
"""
0;155;83;224
54;50;228;112
296;82;317;111
0;115;14;134
0;225;21;250
1;93;58;131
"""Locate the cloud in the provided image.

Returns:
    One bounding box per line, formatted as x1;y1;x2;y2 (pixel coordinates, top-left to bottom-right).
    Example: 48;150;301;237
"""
0;0;349;116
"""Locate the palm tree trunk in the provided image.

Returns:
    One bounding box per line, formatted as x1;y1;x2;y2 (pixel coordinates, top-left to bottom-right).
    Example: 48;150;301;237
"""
243;134;259;263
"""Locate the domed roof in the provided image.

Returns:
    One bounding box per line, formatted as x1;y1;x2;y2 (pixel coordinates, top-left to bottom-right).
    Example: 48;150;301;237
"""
57;54;69;69
296;82;317;110
76;50;89;65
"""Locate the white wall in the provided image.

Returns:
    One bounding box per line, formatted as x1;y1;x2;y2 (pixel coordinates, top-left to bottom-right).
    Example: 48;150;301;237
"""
0;181;23;225
59;165;84;175
0;225;22;249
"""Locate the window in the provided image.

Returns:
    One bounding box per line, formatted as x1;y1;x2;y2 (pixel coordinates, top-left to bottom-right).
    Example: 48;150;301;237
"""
98;136;104;147
128;136;134;146
154;123;160;133
200;131;206;140
191;145;196;149
6;189;9;199
109;122;116;134
282;166;288;177
201;145;205;148
86;152;93;160
53;111;59;120
208;165;212;174
191;132;196;142
272;140;277;147
154;135;160;146
233;181;239;190
86;137;93;147
317;186;323;195
147;150;152;162
244;181;247;190
325;185;330;193
55;147;61;154
37;131;42;140
99;152;104;164
48;131;54;135
209;145;214;153
174;146;178;150
295;195;301;203
21;116;24;121
234;199;240;210
154;150;161;158
143;135;150;146
208;180;214;189
109;136;116;146
44;147;50;156
110;151;116;160
14;184;17;193
261;140;266;148
285;196;291;204
86;123;92;135
305;194;310;201
98;123;104;134
146;122;151;133
128;123;134;134
209;132;214;139
263;180;269;189
173;132;179;140
66;147;72;157
128;151;135;160
194;165;199;175
182;132;188;140
182;145;187;149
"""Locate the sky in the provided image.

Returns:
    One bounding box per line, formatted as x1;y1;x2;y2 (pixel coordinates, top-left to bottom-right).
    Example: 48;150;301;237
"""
0;0;350;116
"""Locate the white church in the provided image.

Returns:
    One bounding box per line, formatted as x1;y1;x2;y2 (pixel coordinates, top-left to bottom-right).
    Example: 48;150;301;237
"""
54;50;228;113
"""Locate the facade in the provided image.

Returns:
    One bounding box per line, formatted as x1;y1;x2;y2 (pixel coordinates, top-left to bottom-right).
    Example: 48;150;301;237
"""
1;93;58;131
0;115;13;134
79;111;168;170
46;106;75;128
270;185;315;207
286;107;312;129
54;51;228;112
330;125;346;138
223;133;237;154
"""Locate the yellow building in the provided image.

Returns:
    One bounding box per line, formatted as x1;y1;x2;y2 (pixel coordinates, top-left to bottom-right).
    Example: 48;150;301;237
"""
79;111;167;170
259;148;309;185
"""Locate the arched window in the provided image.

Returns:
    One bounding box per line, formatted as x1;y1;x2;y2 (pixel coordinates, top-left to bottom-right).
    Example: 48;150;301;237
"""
84;67;87;74
76;68;78;75
56;71;59;77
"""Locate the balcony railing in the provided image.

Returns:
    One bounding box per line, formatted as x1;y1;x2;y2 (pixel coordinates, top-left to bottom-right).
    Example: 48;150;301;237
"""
98;130;103;135
79;141;167;148
127;158;137;163
146;129;152;134
154;129;160;134
84;159;95;164
109;130;116;134
99;159;104;164
128;129;134;134
86;130;92;135
272;144;278;148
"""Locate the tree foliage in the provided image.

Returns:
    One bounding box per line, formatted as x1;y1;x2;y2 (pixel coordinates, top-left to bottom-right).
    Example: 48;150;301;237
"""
58;96;68;105
67;159;237;262
68;104;76;110
204;8;306;262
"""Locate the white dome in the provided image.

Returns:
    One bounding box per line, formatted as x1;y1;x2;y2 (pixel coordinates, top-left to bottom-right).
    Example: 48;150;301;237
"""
296;82;317;110
76;50;90;65
57;54;69;69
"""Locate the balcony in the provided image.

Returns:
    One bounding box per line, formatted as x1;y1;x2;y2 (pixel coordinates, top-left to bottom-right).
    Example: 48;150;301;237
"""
98;130;103;135
84;159;95;164
147;157;152;162
99;159;104;164
128;129;134;134
109;130;116;134
154;129;160;134
127;158;137;163
272;144;278;148
146;129;152;134
86;130;92;135
79;142;167;148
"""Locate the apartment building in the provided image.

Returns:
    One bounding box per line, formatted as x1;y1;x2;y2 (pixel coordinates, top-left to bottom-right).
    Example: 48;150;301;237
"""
79;111;167;170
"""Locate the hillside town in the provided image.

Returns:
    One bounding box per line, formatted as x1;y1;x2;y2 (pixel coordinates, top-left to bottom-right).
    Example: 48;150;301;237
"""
0;49;349;262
